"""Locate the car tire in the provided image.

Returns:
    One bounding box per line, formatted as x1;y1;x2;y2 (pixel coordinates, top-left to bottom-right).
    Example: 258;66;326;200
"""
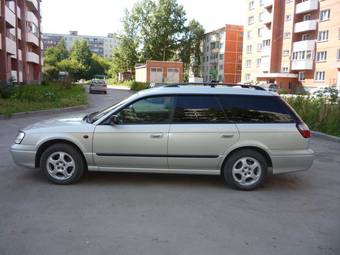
40;143;85;184
104;91;107;94
222;149;267;190
89;90;93;94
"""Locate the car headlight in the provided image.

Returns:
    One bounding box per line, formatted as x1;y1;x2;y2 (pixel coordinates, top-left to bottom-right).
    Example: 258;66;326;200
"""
15;131;25;144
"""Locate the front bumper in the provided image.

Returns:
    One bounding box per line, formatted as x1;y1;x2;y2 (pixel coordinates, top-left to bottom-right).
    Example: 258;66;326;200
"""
10;144;37;168
271;149;314;174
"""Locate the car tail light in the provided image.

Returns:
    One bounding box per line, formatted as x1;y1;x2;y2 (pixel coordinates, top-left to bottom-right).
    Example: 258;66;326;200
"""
296;123;311;138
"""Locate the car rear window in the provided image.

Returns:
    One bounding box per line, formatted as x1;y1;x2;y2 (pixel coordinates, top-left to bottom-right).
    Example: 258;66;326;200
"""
218;95;295;123
173;95;225;123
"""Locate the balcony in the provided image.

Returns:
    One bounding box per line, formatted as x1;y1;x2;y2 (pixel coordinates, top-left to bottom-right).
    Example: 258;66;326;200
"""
5;5;16;28
26;11;39;26
26;32;39;46
18;71;23;83
263;0;273;8
291;59;313;70
27;0;39;11
292;39;315;52
295;0;318;14
6;37;17;56
26;51;40;64
262;12;272;25
260;57;270;72
18;49;22;61
261;46;271;57
11;71;18;82
17;6;21;19
17;28;22;40
262;29;272;39
294;20;317;33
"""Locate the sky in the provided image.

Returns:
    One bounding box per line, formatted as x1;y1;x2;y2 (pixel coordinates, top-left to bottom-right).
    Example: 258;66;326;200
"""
41;0;245;36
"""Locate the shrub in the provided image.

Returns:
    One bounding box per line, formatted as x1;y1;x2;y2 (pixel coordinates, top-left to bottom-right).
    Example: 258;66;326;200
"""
284;96;340;137
130;81;150;91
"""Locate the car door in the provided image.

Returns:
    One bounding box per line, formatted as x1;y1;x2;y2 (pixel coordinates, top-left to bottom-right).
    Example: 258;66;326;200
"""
93;96;173;170
168;95;239;171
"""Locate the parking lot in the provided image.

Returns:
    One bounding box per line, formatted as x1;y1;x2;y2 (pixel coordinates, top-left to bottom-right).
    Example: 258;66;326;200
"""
0;87;339;255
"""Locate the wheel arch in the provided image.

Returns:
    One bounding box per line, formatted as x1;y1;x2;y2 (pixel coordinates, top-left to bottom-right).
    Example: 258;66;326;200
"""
35;139;87;169
221;146;273;174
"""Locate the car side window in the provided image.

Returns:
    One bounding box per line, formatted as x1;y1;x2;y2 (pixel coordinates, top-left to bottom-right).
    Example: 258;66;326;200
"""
117;96;172;124
173;95;226;123
219;95;294;123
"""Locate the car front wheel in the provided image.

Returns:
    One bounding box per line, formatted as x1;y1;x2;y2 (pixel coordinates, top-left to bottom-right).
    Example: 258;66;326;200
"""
223;149;267;190
40;143;85;184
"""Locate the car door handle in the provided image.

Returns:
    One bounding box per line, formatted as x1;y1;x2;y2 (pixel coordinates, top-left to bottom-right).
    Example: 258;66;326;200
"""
150;133;163;138
221;134;234;138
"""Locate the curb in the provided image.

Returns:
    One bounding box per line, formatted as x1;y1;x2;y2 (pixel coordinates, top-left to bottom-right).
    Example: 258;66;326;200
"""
312;131;340;143
0;105;88;120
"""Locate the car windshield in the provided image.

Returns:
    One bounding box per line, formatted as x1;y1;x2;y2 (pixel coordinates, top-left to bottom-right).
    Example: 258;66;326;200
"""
86;93;139;123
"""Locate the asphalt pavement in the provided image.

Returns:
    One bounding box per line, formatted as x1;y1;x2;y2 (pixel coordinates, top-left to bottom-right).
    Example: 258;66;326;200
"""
0;87;339;255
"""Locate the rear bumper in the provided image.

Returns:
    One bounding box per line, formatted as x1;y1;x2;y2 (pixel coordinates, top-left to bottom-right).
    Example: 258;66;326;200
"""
10;144;36;168
89;86;107;92
271;149;314;174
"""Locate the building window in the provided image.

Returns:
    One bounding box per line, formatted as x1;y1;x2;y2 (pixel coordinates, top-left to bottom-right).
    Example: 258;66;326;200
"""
257;43;263;52
292;51;312;60
318;30;329;42
284;32;291;39
315;71;325;81
248;1;254;10
337;49;340;60
258;28;263;37
316;51;327;62
259;0;263;6
219;54;224;60
246;45;252;54
285;15;291;21
247;31;252;39
259;12;264;22
245;73;251;81
303;14;311;21
283;50;289;56
248;16;254;25
302;34;310;40
320;9;330;21
282;67;289;73
286;0;292;3
246;59;252;68
263;39;271;47
338;27;340;40
256;58;261;67
298;72;305;81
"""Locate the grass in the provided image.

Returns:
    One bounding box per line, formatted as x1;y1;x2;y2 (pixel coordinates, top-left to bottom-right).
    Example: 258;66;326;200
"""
0;83;87;116
284;96;340;137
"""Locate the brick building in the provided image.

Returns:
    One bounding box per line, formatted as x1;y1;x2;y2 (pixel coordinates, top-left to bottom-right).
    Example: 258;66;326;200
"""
201;24;244;83
135;60;184;83
0;0;42;85
242;0;340;91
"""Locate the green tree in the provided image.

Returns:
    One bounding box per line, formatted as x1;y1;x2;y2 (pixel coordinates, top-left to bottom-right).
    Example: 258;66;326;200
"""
90;53;111;77
43;38;69;81
44;38;69;66
178;19;205;76
109;0;204;78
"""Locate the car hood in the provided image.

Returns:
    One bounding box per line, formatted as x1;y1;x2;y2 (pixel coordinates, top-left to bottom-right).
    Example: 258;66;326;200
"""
22;114;91;132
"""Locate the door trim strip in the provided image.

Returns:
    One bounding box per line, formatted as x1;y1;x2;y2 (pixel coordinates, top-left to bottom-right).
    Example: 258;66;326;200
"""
96;153;219;158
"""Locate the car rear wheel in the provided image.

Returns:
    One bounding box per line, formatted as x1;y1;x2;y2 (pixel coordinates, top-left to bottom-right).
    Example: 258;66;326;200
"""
222;149;267;190
40;143;85;184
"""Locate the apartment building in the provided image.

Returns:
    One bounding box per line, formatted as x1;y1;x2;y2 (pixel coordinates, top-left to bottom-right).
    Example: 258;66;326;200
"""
201;24;243;83
0;0;42;85
242;0;340;91
42;31;118;59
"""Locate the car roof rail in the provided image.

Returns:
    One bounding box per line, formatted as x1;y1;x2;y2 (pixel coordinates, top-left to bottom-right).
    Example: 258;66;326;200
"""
163;83;266;91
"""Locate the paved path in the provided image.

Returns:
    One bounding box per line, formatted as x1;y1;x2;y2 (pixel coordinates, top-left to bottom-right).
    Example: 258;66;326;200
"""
0;87;339;255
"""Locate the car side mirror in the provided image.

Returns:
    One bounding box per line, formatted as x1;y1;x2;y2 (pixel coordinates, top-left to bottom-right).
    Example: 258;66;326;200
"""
110;115;120;125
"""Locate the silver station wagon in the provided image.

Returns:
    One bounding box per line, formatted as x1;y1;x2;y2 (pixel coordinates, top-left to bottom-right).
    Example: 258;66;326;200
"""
10;85;314;190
